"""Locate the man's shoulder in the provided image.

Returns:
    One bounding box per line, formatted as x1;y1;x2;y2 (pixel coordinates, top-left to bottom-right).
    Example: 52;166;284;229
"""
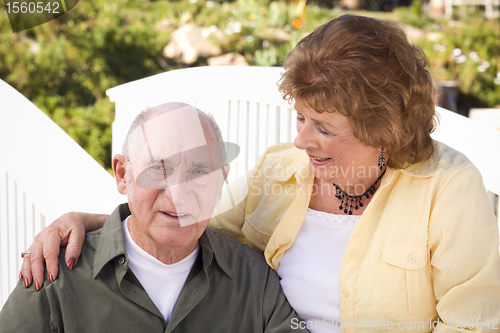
55;229;102;271
80;204;128;260
80;228;103;257
204;228;270;271
205;227;267;259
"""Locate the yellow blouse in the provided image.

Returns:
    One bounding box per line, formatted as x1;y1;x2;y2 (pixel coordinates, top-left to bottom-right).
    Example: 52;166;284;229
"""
209;141;500;332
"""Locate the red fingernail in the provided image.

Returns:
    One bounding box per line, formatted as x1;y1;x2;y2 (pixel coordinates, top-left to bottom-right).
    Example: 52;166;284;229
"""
19;271;23;280
24;277;29;288
68;258;76;270
49;273;54;283
35;280;40;291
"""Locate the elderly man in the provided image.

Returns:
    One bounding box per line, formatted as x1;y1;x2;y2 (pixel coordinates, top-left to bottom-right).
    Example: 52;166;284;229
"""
0;103;306;333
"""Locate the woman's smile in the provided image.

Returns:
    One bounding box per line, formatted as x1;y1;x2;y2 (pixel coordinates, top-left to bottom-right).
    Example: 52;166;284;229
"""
308;155;332;165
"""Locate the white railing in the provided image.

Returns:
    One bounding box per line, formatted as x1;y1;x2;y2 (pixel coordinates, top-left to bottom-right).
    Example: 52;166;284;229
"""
107;66;296;186
0;79;123;309
107;66;500;207
433;106;500;201
445;0;500;18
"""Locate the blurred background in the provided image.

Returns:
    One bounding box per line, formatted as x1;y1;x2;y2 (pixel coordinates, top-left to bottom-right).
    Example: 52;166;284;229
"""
1;0;499;172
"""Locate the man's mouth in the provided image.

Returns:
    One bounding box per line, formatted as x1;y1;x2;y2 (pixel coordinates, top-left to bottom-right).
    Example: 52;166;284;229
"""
163;212;189;218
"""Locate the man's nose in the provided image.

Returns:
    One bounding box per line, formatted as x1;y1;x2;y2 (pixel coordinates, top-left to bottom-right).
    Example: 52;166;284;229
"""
162;171;191;204
163;181;190;207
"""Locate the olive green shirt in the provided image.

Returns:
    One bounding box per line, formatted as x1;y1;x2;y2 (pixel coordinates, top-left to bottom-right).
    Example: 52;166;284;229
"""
0;204;307;333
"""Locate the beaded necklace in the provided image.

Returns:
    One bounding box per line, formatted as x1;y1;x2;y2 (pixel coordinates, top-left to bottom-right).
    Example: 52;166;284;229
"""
333;169;386;215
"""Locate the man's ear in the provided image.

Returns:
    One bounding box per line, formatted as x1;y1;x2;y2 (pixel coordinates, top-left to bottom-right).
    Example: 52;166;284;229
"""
113;154;128;195
216;164;231;201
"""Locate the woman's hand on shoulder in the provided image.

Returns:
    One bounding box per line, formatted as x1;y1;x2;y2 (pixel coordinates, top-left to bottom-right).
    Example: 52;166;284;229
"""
20;212;94;291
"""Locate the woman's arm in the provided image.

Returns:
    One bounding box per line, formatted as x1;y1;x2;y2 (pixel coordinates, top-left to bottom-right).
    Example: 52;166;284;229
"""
21;212;108;290
20;172;252;288
20;144;286;288
209;143;291;251
429;165;500;332
20;171;252;289
209;170;250;244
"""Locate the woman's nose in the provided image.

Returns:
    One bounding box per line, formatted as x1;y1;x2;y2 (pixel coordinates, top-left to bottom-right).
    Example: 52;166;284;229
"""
294;122;318;151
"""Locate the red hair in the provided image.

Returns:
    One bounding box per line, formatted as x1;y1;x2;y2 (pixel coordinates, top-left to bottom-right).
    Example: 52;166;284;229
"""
279;14;438;169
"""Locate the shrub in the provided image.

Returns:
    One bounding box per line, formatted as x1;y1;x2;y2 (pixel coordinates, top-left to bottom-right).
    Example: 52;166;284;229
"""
1;1;498;170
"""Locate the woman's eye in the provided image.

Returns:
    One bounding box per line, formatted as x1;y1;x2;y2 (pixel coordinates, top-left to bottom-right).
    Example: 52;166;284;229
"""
318;127;330;135
296;115;305;123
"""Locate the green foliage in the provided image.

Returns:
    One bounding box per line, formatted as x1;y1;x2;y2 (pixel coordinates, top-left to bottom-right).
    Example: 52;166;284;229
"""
0;0;171;169
190;0;317;66
413;14;500;109
390;0;438;29
1;1;499;170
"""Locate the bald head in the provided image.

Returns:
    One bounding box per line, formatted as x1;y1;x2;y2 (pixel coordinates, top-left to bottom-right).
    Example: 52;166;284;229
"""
122;102;224;160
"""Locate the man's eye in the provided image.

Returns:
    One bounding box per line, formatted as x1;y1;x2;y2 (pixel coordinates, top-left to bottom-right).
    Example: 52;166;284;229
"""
194;169;208;175
153;165;165;171
296;115;305;123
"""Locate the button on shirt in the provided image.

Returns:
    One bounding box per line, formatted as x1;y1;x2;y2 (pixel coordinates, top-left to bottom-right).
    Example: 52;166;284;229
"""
0;204;308;333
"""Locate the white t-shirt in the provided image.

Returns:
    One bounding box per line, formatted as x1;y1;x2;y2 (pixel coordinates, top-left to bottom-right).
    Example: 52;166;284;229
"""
122;216;199;323
277;208;360;333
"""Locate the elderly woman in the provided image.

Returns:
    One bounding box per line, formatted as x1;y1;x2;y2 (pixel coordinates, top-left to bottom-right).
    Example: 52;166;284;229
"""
20;15;500;332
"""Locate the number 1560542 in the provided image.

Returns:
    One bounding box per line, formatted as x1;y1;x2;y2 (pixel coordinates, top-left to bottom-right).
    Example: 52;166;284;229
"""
5;2;60;14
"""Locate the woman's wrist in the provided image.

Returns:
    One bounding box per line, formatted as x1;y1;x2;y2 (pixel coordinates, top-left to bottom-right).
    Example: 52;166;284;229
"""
81;213;109;232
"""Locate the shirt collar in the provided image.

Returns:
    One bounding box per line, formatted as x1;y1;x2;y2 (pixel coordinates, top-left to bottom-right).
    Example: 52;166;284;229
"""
268;147;313;185
92;203;232;279
395;140;443;178
397;160;435;178
198;228;233;279
93;204;130;278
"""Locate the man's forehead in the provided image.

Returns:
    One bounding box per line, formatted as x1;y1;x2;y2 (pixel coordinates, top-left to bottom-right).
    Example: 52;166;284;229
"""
129;105;209;161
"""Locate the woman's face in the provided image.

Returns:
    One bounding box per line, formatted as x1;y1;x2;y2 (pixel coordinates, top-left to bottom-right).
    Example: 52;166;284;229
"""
293;98;382;193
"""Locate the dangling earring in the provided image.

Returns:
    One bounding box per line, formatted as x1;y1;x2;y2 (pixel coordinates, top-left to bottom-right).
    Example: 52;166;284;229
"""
378;148;386;171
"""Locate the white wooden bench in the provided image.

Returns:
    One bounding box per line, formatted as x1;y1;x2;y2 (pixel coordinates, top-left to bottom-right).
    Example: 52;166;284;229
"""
106;66;295;186
107;66;500;209
1;66;499;309
445;0;500;18
0;80;123;309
